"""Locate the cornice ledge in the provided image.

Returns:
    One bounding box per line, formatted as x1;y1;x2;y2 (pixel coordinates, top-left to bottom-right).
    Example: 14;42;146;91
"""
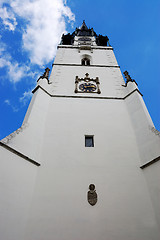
57;45;113;50
52;63;120;68
32;86;124;99
0;142;40;166
32;85;52;96
32;85;143;101
123;89;143;99
140;156;160;169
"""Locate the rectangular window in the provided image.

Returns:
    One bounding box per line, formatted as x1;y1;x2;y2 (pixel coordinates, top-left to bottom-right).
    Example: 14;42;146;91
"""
85;135;94;147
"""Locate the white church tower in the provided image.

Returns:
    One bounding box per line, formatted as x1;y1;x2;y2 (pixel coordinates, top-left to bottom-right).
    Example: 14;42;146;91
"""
0;21;160;240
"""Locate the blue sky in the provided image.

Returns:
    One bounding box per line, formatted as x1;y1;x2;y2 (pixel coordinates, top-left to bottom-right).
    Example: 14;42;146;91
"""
0;0;160;139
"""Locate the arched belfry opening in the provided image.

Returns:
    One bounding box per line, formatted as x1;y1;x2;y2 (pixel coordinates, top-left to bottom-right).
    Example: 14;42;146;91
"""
81;54;91;66
81;58;90;66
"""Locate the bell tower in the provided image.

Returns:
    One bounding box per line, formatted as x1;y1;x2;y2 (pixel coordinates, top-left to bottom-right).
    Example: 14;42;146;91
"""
0;21;160;240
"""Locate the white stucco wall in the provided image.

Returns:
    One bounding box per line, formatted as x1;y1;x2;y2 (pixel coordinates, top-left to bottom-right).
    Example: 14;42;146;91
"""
0;147;38;240
22;96;159;240
53;46;118;66
125;90;160;164
1;89;50;162
49;65;124;97
49;45;122;97
0;36;160;240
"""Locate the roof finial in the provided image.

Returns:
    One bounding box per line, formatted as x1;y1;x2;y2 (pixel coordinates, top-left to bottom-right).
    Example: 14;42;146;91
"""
123;71;138;87
80;20;88;30
37;67;50;82
123;71;132;82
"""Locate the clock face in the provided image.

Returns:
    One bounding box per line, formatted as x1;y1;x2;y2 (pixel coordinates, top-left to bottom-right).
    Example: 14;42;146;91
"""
79;83;97;92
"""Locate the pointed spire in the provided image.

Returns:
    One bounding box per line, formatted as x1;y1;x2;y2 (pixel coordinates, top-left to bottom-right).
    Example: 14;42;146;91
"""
76;20;95;37
80;20;88;30
60;21;110;46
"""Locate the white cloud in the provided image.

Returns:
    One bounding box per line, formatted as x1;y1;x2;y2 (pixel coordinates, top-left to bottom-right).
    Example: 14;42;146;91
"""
0;0;75;65
19;90;32;105
0;43;36;83
4;89;32;113
4;90;32;112
0;56;32;83
4;99;19;112
4;99;10;105
0;40;11;66
8;63;29;82
0;6;17;31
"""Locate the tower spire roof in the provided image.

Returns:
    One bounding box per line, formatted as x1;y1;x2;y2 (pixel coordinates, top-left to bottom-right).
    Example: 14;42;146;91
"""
80;20;88;31
76;20;96;37
61;21;110;46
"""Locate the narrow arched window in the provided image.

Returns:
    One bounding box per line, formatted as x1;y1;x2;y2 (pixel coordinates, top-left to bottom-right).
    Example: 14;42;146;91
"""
81;58;90;66
86;60;90;66
82;59;85;65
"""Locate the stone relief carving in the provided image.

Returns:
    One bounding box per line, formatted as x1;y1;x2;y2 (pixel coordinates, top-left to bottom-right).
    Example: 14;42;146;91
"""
122;71;138;87
75;73;101;94
87;184;97;206
37;68;50;82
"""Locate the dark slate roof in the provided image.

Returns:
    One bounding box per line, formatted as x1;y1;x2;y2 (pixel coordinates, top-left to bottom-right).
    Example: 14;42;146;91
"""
75;20;96;37
80;20;88;31
61;21;110;46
